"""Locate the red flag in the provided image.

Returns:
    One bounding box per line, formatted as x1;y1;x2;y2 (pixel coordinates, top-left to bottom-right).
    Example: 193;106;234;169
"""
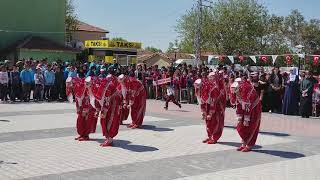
219;55;225;62
313;56;319;65
285;55;292;65
239;56;245;62
260;56;268;63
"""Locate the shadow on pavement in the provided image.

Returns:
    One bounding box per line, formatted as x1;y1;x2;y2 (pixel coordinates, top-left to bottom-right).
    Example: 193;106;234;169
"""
140;125;174;132
218;142;262;149
252;149;305;159
224;125;290;137
168;110;190;113
0;120;10;122
113;140;159;152
90;139;159;152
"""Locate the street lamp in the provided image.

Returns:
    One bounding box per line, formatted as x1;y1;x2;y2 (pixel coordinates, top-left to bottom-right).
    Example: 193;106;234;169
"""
295;44;305;76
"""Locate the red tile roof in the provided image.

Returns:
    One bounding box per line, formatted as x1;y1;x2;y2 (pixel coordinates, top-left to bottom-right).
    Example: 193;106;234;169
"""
77;21;109;33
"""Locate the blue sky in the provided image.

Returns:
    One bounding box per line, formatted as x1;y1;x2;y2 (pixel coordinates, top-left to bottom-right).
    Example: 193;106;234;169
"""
74;0;320;51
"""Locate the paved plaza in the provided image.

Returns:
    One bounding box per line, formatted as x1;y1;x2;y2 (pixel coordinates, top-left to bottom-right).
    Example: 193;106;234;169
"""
0;100;320;180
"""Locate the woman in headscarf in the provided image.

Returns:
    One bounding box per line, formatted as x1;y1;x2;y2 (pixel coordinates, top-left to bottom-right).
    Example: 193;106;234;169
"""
282;68;299;115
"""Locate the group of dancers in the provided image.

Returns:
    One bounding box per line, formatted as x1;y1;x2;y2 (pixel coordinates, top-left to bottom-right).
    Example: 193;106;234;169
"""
194;70;261;152
65;69;147;147
65;68;261;152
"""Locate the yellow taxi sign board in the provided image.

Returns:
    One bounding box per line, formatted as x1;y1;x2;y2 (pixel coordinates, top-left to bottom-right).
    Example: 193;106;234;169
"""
85;40;141;49
104;56;113;64
108;41;142;49
85;40;108;48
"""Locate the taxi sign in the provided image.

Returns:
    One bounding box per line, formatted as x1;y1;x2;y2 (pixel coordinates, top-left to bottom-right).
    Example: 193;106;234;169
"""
85;40;141;49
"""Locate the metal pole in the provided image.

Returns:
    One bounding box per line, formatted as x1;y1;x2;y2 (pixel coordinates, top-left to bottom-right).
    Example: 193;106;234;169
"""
175;51;177;61
194;0;202;67
298;57;301;76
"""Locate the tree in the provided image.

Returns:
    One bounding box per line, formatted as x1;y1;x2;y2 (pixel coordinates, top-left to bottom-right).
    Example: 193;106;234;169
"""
111;37;128;42
176;0;271;55
66;0;78;42
145;46;162;53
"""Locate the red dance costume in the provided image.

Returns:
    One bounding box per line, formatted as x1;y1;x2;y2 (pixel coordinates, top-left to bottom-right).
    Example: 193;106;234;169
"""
119;75;147;129
98;75;122;147
230;80;262;152
66;77;96;141
196;77;225;144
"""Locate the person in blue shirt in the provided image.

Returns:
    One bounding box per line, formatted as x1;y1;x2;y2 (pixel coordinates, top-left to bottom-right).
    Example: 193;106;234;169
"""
68;66;77;78
86;66;96;77
20;65;33;102
44;64;55;101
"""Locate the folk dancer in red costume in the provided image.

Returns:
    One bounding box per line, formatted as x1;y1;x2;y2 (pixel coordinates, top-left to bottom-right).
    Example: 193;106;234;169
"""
86;76;106;134
66;77;96;141
99;73;122;147
118;74;147;129
117;74;130;124
194;76;224;144
230;78;262;152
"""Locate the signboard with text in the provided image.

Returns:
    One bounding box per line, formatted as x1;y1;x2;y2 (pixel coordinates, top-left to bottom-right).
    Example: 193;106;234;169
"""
85;40;141;49
153;78;171;86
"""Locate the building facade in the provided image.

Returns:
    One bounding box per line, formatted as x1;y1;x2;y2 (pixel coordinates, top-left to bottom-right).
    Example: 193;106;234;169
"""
0;0;77;61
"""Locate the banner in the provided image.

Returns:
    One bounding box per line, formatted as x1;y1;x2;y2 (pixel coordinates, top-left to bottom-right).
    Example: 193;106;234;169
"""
249;56;257;63
227;56;234;63
271;55;278;65
85;40;142;49
153;78;171;86
85;40;108;48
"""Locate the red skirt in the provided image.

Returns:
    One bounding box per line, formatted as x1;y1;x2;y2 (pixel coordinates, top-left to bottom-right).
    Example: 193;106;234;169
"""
236;103;262;147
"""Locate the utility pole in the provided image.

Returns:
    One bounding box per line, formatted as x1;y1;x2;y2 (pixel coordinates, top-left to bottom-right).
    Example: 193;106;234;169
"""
194;0;213;66
194;0;202;66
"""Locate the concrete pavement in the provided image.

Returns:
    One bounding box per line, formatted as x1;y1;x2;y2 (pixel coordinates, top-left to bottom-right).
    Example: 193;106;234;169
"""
0;100;319;180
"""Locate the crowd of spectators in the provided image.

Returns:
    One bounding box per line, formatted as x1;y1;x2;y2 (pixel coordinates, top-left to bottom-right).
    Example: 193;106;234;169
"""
0;58;319;118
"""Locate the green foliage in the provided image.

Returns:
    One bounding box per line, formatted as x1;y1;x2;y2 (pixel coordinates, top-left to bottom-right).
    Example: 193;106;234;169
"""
175;0;320;57
111;37;128;42
145;46;162;53
66;0;78;41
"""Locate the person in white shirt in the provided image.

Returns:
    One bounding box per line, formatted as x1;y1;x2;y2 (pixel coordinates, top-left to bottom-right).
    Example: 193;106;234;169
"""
164;83;181;110
0;65;9;102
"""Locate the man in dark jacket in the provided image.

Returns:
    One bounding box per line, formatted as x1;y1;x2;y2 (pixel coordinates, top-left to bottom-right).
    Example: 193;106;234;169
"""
53;66;65;101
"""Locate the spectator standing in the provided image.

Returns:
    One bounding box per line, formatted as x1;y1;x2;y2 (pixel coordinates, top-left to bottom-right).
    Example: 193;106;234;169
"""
9;66;21;102
300;71;314;118
20;65;33;102
282;69;300;115
186;71;195;104
44;64;55;101
34;66;44;102
0;65;9;103
53;66;65;101
269;67;283;113
68;66;77;78
86;66;96;77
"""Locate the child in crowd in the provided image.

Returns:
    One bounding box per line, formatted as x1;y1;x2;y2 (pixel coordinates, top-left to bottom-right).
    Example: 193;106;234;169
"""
164;83;181;110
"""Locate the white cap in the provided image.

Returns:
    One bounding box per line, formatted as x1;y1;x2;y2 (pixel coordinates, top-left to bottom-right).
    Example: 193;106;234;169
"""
235;78;242;82
231;82;239;88
66;77;72;83
85;76;92;83
208;72;215;77
118;74;125;79
194;79;202;88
